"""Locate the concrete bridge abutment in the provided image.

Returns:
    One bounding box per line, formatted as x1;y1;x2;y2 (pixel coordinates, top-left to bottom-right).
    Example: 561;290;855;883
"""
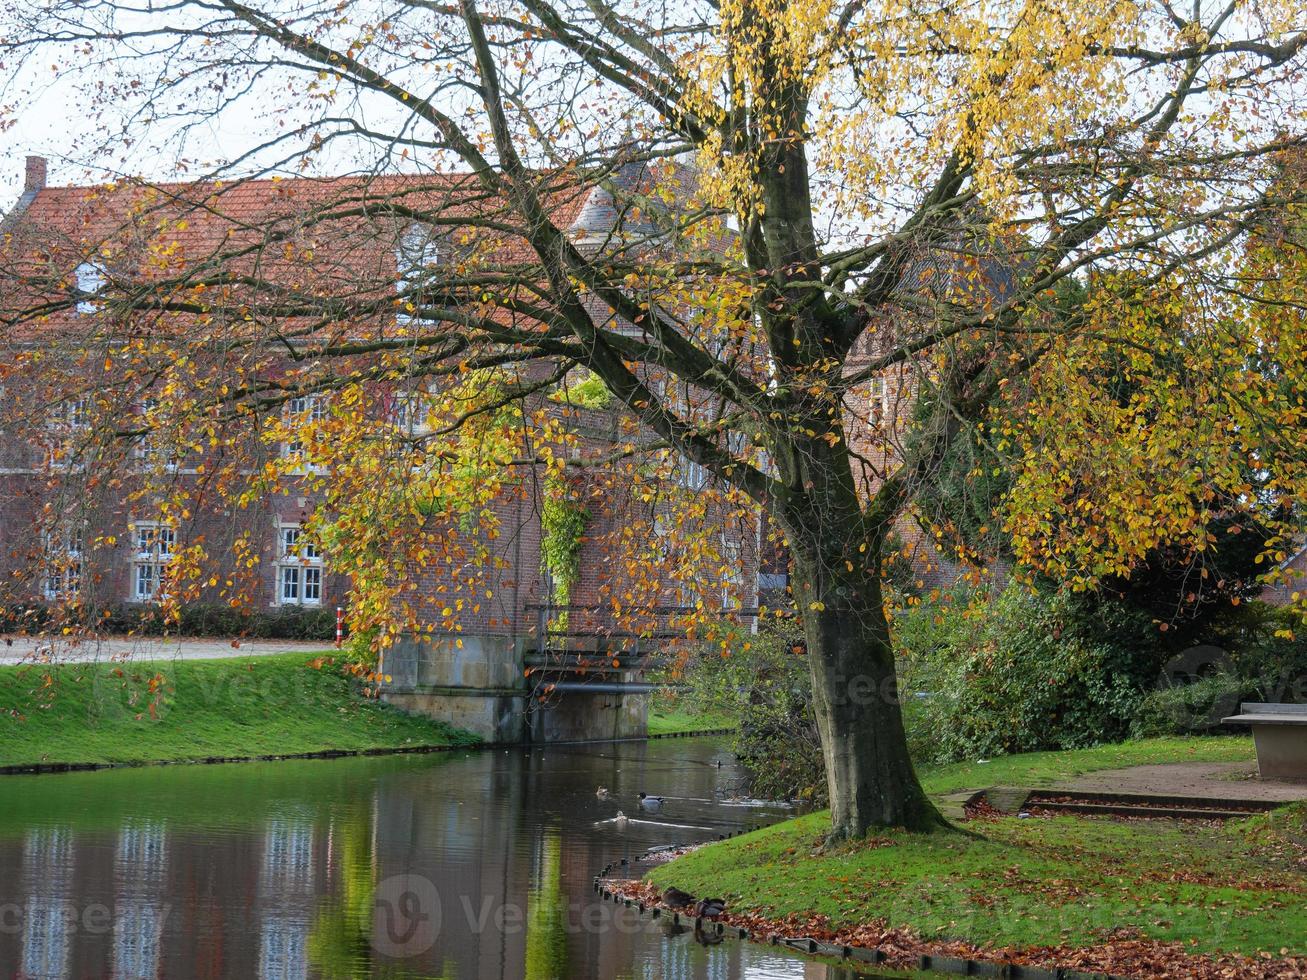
379;634;649;743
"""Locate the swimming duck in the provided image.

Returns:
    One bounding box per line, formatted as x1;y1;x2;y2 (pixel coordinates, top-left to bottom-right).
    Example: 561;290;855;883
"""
612;811;629;829
638;792;665;811
595;786;611;800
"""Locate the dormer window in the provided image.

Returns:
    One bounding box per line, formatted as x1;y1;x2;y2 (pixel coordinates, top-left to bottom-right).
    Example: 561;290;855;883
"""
869;376;888;419
74;261;105;315
396;223;443;325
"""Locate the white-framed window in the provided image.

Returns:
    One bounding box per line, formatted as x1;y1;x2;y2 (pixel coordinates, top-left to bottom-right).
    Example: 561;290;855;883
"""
392;390;432;436
676;454;707;491
720;534;743;610
131;522;175;602
276;524;323;606
62;396;91;430
133;398;179;470
652;512;696;607
42;527;84;601
282;394;327;459
47;396;90;437
74;261;105;315
868;376;889;419
45;397;91;469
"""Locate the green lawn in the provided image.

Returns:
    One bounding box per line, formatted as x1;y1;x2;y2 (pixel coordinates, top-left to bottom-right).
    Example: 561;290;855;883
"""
648;737;1306;962
917;734;1255;795
0;653;479;768
647;704;735;736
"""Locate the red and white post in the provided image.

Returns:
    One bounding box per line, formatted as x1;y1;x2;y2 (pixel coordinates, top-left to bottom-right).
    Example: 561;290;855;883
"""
335;606;344;649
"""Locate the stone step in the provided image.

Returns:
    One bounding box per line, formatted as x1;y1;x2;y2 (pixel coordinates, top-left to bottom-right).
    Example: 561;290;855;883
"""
1029;800;1253;820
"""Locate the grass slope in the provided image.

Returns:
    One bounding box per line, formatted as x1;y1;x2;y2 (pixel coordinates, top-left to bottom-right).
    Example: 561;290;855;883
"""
649;737;1307;959
0;653;478;767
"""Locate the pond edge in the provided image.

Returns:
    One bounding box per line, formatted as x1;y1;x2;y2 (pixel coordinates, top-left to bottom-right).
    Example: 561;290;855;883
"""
592;840;1133;980
0;726;734;777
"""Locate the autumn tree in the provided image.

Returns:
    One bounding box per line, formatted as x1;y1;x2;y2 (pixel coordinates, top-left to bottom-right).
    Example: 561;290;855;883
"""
2;0;1306;838
913;277;1281;653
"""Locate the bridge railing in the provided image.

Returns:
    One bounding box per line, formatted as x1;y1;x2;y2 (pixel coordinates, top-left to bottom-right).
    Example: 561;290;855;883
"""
524;602;772;657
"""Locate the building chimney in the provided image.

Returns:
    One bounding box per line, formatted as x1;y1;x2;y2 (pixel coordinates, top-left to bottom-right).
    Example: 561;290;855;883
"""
24;155;47;194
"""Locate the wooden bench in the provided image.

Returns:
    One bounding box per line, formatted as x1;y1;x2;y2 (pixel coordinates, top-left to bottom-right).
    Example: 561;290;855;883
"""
1221;702;1307;780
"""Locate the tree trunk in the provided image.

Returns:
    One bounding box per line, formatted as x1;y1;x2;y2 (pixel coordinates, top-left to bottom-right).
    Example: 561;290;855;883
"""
791;554;947;838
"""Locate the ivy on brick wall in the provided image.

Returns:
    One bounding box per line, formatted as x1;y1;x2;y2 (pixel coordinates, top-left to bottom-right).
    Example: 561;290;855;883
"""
540;474;588;616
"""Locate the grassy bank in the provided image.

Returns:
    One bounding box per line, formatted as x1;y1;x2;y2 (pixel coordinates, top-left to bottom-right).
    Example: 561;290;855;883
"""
646;737;1306;970
0;653;478;768
647;705;735;736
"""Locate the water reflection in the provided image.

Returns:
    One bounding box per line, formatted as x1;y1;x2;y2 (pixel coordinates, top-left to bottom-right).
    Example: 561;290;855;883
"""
259;815;315;980
22;827;72;980
113;821;167;980
0;739;893;979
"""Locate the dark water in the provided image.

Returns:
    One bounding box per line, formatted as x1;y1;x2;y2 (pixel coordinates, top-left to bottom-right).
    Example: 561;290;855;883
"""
0;738;892;979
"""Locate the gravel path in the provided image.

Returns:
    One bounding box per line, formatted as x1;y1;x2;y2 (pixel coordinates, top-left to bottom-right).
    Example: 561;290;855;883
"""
0;634;336;665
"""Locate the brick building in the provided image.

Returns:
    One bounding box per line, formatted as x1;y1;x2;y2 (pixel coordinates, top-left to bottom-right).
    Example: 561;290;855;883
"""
0;156;760;657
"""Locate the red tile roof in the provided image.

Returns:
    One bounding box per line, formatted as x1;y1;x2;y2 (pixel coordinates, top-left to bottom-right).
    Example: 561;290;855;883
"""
0;170;593;343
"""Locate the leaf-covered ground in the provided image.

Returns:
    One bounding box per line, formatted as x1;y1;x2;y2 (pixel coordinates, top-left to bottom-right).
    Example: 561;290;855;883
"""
638;738;1307;977
0;652;479;767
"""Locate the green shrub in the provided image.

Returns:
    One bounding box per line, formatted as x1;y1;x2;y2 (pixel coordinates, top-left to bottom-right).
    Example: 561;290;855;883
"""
895;582;1148;765
0;604;52;633
679;619;825;803
1129;602;1307;738
540;475;588;615
1203;601;1307;701
344;624;382;667
1130;674;1258;738
6;602;337;641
